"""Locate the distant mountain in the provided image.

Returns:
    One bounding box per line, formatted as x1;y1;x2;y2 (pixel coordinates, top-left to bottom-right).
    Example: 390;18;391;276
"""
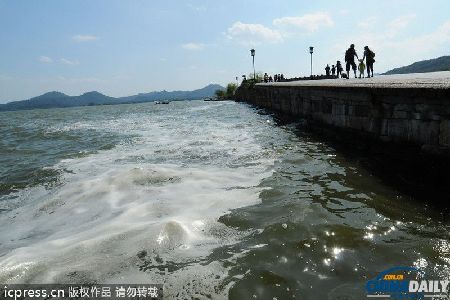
384;55;450;75
0;91;118;111
118;84;224;103
0;84;224;112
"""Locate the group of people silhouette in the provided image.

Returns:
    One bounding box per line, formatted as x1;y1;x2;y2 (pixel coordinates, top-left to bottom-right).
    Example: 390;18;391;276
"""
326;44;375;79
324;63;343;78
257;44;375;84
263;73;285;83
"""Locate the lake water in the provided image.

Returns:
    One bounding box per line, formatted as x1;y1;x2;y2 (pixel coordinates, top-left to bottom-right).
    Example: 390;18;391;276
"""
0;100;449;299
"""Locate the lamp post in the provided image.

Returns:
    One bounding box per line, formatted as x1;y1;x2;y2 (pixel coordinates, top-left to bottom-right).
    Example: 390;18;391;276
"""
309;46;314;77
250;49;256;80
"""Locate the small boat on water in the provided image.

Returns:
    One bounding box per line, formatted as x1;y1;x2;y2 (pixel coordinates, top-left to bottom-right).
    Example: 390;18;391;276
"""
155;101;170;104
203;97;219;101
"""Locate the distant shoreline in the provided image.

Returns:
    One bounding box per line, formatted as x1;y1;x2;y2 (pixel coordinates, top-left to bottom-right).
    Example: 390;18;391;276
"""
0;84;225;112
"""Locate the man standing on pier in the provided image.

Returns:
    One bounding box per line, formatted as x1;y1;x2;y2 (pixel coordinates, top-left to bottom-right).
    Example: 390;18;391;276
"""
345;44;359;79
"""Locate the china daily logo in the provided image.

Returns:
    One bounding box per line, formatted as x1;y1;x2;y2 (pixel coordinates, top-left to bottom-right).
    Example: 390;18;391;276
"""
366;266;449;299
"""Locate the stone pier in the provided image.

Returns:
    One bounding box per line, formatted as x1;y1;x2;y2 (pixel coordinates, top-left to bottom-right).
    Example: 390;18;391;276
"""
235;72;450;157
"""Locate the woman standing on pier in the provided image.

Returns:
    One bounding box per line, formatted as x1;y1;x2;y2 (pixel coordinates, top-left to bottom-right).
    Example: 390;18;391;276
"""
363;46;376;77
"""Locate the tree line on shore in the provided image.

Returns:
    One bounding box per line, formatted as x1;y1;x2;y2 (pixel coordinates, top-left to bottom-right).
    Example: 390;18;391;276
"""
214;83;238;100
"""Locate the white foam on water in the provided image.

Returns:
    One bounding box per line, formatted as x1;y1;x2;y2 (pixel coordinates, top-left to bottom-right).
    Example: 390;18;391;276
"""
0;101;278;296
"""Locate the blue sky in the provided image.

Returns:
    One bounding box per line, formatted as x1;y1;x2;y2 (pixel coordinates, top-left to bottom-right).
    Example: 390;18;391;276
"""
1;0;450;103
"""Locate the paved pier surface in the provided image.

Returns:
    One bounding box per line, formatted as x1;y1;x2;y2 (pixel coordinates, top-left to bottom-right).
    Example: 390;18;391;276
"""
259;71;450;89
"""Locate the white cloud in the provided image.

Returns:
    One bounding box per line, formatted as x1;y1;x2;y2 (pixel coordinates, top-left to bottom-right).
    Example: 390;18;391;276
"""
273;12;334;33
386;14;416;38
389;14;416;30
39;56;53;63
72;34;98;42
385;19;450;57
38;56;80;66
60;58;79;66
357;17;377;30
357;14;415;34
226;21;283;46
182;43;206;51
225;12;335;46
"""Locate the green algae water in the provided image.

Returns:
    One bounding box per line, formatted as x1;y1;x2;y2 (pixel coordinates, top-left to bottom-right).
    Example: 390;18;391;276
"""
0;100;449;299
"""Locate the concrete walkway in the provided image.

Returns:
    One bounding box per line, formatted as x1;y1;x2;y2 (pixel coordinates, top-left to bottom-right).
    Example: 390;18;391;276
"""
258;71;450;89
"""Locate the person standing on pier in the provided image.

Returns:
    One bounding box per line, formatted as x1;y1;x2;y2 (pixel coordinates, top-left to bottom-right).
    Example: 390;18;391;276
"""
325;64;331;76
336;61;343;78
345;44;359;78
362;46;375;77
331;65;336;76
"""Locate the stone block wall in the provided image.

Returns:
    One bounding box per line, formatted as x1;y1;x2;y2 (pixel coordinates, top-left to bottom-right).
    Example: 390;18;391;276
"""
235;85;450;153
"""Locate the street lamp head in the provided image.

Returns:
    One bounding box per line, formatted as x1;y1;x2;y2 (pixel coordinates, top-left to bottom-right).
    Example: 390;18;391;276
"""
309;46;314;54
250;49;255;57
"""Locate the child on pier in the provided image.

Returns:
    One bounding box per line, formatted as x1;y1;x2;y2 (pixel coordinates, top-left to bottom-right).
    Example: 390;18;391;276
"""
358;59;366;78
